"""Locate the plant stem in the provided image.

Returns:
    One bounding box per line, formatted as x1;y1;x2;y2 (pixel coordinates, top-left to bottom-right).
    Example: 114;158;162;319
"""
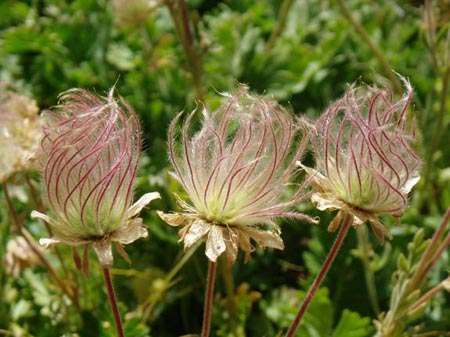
415;331;450;337
408;207;450;291
201;260;217;337
2;182;20;233
412;232;450;289
425;0;450;155
265;0;293;51
285;213;352;337
336;0;401;94
25;174;44;211
418;2;450;212
103;267;125;337
141;242;200;321
3;180;81;311
356;225;380;315
409;276;450;312
422;68;450;210
165;0;204;102
25;174;71;280
221;256;237;334
20;227;81;312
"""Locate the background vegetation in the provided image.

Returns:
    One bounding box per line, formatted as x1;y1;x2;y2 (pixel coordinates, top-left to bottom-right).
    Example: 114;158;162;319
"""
0;0;449;336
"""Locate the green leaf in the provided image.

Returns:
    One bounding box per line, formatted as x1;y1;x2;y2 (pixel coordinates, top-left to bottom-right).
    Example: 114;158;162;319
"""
295;288;333;337
11;299;31;321
262;287;334;337
332;309;373;337
106;43;137;71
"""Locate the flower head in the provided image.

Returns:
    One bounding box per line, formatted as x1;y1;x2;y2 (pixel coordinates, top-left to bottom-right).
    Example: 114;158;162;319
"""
158;86;314;263
302;80;421;241
0;84;41;183
31;88;159;267
5;236;43;277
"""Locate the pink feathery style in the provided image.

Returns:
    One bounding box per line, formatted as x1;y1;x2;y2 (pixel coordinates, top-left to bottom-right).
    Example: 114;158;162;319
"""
158;86;315;264
301;80;421;241
32;88;159;267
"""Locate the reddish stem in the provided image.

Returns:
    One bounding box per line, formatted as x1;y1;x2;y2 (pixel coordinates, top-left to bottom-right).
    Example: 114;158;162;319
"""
201;260;217;337
103;267;125;337
285;213;353;337
2;182;20;232
409;277;450;312
409;207;450;290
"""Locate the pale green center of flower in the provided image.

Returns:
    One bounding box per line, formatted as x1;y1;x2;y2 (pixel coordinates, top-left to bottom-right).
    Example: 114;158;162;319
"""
61;197;127;239
329;169;377;211
196;189;250;226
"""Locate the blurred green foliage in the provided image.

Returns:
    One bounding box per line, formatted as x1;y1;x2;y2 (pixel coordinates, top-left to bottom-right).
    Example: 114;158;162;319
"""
0;0;449;336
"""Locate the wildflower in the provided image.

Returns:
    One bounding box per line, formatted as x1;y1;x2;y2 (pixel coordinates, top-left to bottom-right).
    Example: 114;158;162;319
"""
31;88;159;267
0;84;41;183
4;236;42;277
302;80;421;241
158;86;314;264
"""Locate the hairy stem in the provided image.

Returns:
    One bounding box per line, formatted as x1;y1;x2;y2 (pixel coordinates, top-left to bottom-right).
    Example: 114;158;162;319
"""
285;213;352;337
103;267;125;337
201;260;217;337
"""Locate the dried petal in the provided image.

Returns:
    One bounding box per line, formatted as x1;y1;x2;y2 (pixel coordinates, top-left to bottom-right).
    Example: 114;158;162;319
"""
113;218;148;244
127;192;161;218
39;237;63;248
183;220;210;247
242;226;284;250
205;225;226;262
157;211;192;227
93;241;114;266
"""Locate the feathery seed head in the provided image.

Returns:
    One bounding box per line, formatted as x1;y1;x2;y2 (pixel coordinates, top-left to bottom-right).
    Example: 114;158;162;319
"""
159;86;314;263
31;88;159;267
303;80;421;241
